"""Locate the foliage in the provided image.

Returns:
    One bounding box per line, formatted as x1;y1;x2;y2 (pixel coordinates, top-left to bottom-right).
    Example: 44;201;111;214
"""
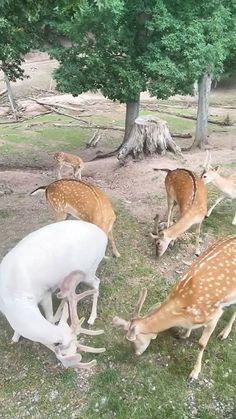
0;0;50;81
44;0;236;104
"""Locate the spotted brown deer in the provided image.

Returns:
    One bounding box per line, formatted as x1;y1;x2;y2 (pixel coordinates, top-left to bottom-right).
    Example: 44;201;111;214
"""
54;151;84;180
201;153;236;225
151;168;207;256
31;179;120;258
113;235;236;382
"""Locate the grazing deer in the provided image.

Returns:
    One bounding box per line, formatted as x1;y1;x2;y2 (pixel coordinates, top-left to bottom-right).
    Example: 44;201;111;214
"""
151;168;207;256
113;235;236;382
54;151;84;180
0;220;107;368
31;179;120;258
201;153;236;225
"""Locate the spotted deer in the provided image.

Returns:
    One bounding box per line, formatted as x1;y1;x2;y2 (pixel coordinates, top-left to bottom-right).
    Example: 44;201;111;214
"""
54;151;84;180
151;168;207;256
31;179;120;258
201;153;236;225
113;235;236;382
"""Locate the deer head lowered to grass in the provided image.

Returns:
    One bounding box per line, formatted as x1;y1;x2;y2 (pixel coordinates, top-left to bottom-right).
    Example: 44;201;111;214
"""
54;151;84;180
31;179;120;258
201;151;236;225
0;220;107;368
113;235;236;382
151;168;207;256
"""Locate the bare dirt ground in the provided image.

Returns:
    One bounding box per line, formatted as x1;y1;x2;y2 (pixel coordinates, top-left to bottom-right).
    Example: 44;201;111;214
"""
0;52;236;262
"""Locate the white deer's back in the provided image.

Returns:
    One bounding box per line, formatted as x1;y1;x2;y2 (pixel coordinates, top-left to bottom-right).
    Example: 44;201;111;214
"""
0;220;107;306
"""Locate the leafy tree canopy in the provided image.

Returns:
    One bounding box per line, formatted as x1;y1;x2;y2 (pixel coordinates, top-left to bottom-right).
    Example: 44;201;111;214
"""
45;0;236;103
0;0;50;80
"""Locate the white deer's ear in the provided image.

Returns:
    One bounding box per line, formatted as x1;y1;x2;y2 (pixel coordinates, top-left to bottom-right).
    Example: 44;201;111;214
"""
59;302;69;324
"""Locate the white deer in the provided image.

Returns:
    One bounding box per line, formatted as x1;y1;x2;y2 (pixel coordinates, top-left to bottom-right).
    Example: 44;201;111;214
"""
0;220;107;368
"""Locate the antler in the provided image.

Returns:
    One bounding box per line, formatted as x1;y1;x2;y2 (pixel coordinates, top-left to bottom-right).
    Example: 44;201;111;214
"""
202;150;212;173
133;288;147;317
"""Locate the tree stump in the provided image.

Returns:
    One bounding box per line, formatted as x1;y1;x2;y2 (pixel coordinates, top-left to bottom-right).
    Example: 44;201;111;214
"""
117;115;182;162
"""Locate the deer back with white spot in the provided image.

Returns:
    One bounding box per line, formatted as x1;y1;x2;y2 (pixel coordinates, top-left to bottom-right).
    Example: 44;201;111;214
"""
31;179;120;258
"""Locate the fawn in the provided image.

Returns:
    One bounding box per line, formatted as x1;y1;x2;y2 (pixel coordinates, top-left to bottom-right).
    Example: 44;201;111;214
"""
113;235;236;382
151;168;207;256
31;179;120;258
201;153;236;225
54;151;84;180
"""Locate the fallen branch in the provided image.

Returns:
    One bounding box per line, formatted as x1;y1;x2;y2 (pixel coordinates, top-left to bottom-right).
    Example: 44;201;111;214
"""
0;89;7;97
31;97;91;114
30;98;90;124
143;106;231;126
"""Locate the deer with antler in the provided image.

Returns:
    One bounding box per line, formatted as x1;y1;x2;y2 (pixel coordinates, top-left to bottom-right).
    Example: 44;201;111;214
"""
201;152;236;225
54;151;84;180
113;235;236;381
151;168;207;256
0;220;107;368
31;179;120;258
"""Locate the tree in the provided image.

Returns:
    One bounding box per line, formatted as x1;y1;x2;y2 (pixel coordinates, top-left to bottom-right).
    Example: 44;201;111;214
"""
187;3;236;148
0;1;47;81
46;0;205;159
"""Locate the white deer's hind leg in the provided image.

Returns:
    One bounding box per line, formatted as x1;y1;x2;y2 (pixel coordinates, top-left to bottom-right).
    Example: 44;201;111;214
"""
11;331;21;343
87;276;100;325
40;291;54;323
207;195;224;217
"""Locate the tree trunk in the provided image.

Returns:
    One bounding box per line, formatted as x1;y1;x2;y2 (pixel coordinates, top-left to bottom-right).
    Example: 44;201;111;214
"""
191;72;212;149
124;95;140;142
4;73;18;121
117;115;182;162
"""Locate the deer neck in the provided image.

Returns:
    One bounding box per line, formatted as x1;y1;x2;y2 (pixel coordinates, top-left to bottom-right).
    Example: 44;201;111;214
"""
164;211;195;241
211;173;228;191
137;300;183;334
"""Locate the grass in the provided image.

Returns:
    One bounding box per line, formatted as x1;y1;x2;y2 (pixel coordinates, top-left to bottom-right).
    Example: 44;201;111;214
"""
0;202;235;418
0;110;235;418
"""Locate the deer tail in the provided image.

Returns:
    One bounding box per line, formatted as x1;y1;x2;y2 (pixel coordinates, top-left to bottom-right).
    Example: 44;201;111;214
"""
30;186;47;195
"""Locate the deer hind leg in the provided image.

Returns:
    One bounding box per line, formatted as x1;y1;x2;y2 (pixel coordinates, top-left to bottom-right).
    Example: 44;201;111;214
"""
40;291;54;323
188;309;223;382
11;331;21;343
166;197;175;228
108;228;120;258
219;310;236;340
52;210;68;222
195;223;202;256
87;276;100;325
207;195;225;218
57;164;63;180
74;166;82;180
